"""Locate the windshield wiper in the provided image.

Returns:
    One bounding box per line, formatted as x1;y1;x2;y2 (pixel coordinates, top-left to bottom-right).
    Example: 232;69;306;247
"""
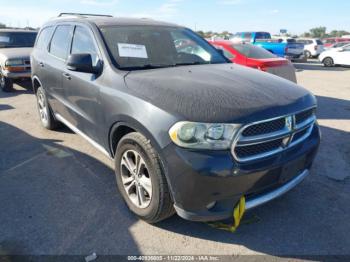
174;61;210;66
120;64;175;71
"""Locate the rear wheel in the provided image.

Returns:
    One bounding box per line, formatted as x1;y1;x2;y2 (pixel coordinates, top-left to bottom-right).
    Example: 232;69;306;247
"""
304;50;312;59
323;57;334;67
35;86;60;130
115;132;174;223
0;73;13;92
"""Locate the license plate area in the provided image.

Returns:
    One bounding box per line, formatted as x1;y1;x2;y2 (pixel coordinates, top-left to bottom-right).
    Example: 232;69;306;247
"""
280;156;306;183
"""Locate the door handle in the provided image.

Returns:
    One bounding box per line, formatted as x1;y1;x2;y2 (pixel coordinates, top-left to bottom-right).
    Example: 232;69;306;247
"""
63;73;72;80
39;62;44;67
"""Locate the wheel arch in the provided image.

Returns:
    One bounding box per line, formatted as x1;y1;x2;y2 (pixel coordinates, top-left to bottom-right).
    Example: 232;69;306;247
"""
108;116;175;198
32;75;42;94
108;116;166;159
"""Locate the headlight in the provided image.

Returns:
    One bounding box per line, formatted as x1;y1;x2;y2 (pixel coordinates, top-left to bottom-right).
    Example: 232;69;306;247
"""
169;121;240;149
5;59;24;66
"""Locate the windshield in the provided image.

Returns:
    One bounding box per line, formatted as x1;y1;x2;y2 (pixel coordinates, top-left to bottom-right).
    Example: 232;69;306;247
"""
232;43;277;59
0;32;37;48
100;26;228;70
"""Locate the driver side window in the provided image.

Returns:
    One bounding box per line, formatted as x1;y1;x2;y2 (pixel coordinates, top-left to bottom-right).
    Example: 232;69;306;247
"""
71;26;99;66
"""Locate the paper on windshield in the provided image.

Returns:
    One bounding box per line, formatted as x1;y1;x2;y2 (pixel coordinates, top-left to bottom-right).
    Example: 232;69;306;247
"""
118;43;148;58
0;36;10;43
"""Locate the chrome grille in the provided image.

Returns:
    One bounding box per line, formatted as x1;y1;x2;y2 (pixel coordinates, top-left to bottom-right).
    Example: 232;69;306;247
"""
242;118;285;136
232;107;316;162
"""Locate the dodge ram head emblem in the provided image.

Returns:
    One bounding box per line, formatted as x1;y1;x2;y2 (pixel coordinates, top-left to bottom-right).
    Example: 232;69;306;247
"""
286;116;293;131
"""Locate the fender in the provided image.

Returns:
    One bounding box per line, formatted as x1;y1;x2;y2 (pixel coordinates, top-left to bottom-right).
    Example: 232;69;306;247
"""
108;115;171;158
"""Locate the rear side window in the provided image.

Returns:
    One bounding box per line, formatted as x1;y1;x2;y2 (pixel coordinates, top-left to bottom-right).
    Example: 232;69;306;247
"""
71;26;99;66
36;26;54;50
49;25;73;60
232;44;277;59
316;40;323;45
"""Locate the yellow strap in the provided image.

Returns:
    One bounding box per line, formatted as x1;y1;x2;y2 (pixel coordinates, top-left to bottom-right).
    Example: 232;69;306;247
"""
207;196;246;233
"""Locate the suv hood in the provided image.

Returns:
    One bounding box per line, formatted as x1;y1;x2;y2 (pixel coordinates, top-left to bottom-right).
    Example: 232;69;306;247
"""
124;63;316;123
0;47;32;62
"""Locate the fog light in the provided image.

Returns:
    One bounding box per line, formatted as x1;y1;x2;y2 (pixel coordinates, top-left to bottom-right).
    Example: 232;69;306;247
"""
206;201;216;210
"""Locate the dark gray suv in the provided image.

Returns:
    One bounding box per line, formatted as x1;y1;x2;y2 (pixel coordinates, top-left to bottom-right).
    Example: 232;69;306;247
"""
31;14;320;223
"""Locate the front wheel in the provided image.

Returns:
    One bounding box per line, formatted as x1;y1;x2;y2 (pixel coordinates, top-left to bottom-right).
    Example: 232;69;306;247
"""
323;57;334;67
35;86;60;130
0;73;13;92
115;132;174;223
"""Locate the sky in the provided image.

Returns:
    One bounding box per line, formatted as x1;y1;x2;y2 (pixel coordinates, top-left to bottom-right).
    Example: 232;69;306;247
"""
0;0;349;35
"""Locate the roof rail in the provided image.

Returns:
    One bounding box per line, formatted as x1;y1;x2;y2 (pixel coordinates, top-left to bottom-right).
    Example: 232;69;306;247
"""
58;13;113;18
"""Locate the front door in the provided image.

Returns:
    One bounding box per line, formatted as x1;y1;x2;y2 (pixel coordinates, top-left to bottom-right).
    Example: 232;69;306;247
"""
62;25;104;145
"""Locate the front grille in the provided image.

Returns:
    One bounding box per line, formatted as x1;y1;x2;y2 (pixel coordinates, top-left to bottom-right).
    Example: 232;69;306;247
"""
242;118;285;136
291;128;309;143
235;139;283;159
295;109;314;124
232;108;316;162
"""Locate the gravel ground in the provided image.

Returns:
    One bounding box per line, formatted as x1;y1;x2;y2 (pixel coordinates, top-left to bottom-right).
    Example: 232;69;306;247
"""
0;60;349;258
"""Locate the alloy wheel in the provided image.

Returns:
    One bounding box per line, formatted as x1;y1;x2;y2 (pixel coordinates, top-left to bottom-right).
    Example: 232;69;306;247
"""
120;150;152;209
37;90;49;125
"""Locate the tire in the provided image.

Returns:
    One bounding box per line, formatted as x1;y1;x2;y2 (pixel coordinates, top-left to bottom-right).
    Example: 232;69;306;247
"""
304;51;312;59
115;132;174;223
323;57;334;67
35;86;60;130
0;73;13;92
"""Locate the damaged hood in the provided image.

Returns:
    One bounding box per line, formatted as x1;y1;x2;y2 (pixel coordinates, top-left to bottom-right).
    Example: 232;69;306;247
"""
124;63;316;123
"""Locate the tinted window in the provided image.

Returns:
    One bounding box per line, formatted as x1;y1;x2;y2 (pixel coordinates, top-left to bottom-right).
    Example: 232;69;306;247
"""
316;39;323;45
49;25;73;60
255;32;271;39
36;27;54;50
243;33;252;42
71;26;99;66
214;45;235;59
100;26;227;70
0;32;37;48
232;44;277;59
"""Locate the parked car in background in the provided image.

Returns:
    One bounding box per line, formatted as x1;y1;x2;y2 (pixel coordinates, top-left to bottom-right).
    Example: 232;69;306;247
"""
0;29;37;92
297;38;324;58
31;14;320;223
319;43;350;67
324;41;350;50
210;40;297;83
323;37;350;48
230;32;305;61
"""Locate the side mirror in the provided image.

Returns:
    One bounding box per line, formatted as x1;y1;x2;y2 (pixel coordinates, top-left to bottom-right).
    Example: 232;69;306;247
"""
67;53;99;74
337;47;344;52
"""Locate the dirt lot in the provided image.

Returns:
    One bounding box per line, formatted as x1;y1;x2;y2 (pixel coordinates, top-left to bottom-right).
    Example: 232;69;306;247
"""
0;60;349;257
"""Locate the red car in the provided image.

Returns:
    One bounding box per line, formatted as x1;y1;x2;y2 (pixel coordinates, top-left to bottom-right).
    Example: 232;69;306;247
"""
209;40;297;83
323;37;350;48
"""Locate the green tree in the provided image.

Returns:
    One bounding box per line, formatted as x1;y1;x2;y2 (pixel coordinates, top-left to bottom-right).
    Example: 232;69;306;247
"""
0;22;6;28
309;27;327;38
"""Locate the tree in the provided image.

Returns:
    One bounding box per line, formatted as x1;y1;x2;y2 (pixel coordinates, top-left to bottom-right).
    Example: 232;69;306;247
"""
0;22;6;28
329;30;350;37
196;31;205;37
309;27;327;38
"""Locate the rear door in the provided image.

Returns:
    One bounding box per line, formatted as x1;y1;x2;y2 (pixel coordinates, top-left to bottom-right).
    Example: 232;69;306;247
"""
62;24;104;144
45;24;74;115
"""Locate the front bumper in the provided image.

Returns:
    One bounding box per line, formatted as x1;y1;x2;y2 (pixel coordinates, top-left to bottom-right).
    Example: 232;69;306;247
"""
1;70;31;79
162;124;320;221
